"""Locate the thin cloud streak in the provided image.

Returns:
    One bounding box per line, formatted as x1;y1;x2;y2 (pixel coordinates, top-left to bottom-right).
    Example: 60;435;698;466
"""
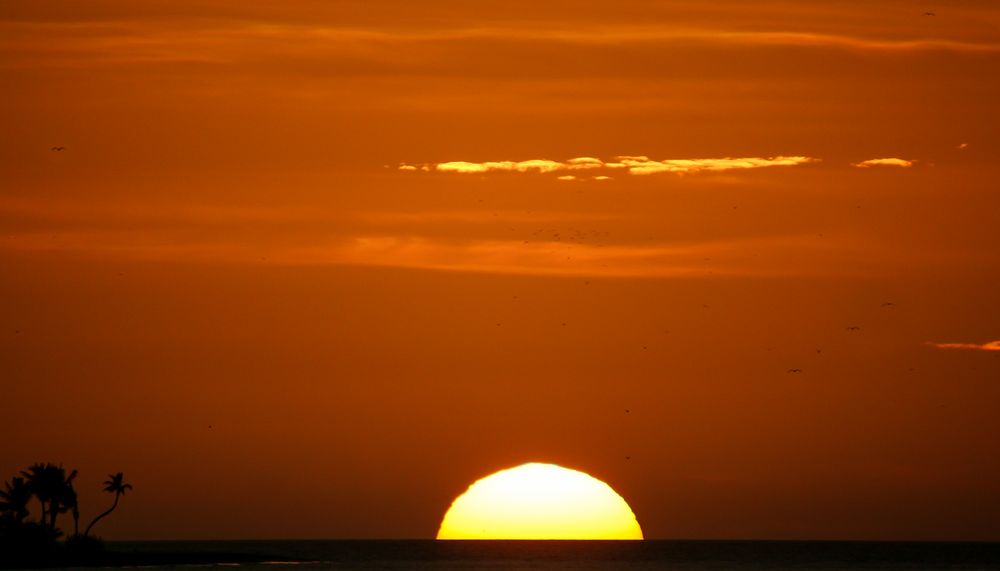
402;156;817;177
928;340;1000;351
4;21;999;72
0;229;930;279
707;31;1000;53
854;158;915;168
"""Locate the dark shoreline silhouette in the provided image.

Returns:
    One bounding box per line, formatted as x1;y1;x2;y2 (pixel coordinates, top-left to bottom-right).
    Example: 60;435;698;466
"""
0;545;293;569
1;463;132;567
6;539;1000;569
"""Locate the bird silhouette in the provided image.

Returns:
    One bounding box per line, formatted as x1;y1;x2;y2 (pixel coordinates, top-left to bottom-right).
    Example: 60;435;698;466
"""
787;368;803;373
847;326;861;331
881;302;896;308
924;12;935;16
50;146;65;151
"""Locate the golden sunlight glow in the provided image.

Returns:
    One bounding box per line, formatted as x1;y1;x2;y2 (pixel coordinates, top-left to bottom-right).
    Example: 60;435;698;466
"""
437;463;643;540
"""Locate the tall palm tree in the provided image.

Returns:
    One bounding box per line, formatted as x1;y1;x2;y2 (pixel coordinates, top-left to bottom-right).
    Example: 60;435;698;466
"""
20;463;76;531
84;473;132;538
61;480;79;537
0;476;32;523
51;469;77;532
19;464;52;525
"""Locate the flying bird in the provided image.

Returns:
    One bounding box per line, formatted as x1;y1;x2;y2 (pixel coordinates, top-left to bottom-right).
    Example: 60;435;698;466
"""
881;302;896;308
787;368;803;373
924;11;935;16
50;146;65;151
847;326;861;331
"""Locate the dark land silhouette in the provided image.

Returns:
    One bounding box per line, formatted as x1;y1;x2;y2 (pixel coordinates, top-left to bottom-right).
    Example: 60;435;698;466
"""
1;465;296;568
0;463;131;567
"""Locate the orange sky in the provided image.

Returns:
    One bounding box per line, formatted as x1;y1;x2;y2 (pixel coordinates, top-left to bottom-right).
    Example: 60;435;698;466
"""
2;0;999;540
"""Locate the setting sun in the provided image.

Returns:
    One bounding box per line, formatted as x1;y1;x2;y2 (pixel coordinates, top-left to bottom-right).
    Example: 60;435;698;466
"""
437;463;643;540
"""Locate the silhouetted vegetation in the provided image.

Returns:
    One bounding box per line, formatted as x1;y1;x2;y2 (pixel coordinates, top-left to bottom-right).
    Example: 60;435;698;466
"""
84;472;133;538
0;463;132;567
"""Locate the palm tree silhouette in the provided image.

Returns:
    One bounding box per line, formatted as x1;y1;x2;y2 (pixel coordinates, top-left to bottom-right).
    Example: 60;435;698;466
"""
62;480;79;537
0;476;32;523
84;473;132;537
20;463;77;532
19;464;51;526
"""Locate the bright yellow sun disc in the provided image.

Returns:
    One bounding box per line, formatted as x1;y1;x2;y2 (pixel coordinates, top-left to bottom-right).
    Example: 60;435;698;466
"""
437;463;643;540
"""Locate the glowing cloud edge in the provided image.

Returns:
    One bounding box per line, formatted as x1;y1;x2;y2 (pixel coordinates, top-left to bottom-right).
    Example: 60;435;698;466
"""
399;155;817;176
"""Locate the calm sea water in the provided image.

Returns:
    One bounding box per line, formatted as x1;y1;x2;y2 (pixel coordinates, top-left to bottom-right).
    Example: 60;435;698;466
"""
70;540;1000;571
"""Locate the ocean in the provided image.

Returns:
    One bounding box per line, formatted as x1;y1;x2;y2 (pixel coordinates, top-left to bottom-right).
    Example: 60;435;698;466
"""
62;540;1000;571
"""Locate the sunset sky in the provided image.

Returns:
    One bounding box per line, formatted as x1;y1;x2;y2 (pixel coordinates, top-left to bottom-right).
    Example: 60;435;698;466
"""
2;0;999;541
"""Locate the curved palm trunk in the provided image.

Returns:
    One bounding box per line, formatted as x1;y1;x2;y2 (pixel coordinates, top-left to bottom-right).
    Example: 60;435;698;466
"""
84;492;120;537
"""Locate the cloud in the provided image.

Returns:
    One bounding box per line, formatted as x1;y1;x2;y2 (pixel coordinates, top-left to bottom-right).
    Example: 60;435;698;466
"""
400;155;817;177
704;31;1000;54
289;234;855;277
434;159;572;174
853;158;915;168
359;210;614;225
565;157;605;169
0;220;895;279
928;340;1000;351
605;155;817;175
0;198;855;277
424;158;609;174
4;21;998;75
